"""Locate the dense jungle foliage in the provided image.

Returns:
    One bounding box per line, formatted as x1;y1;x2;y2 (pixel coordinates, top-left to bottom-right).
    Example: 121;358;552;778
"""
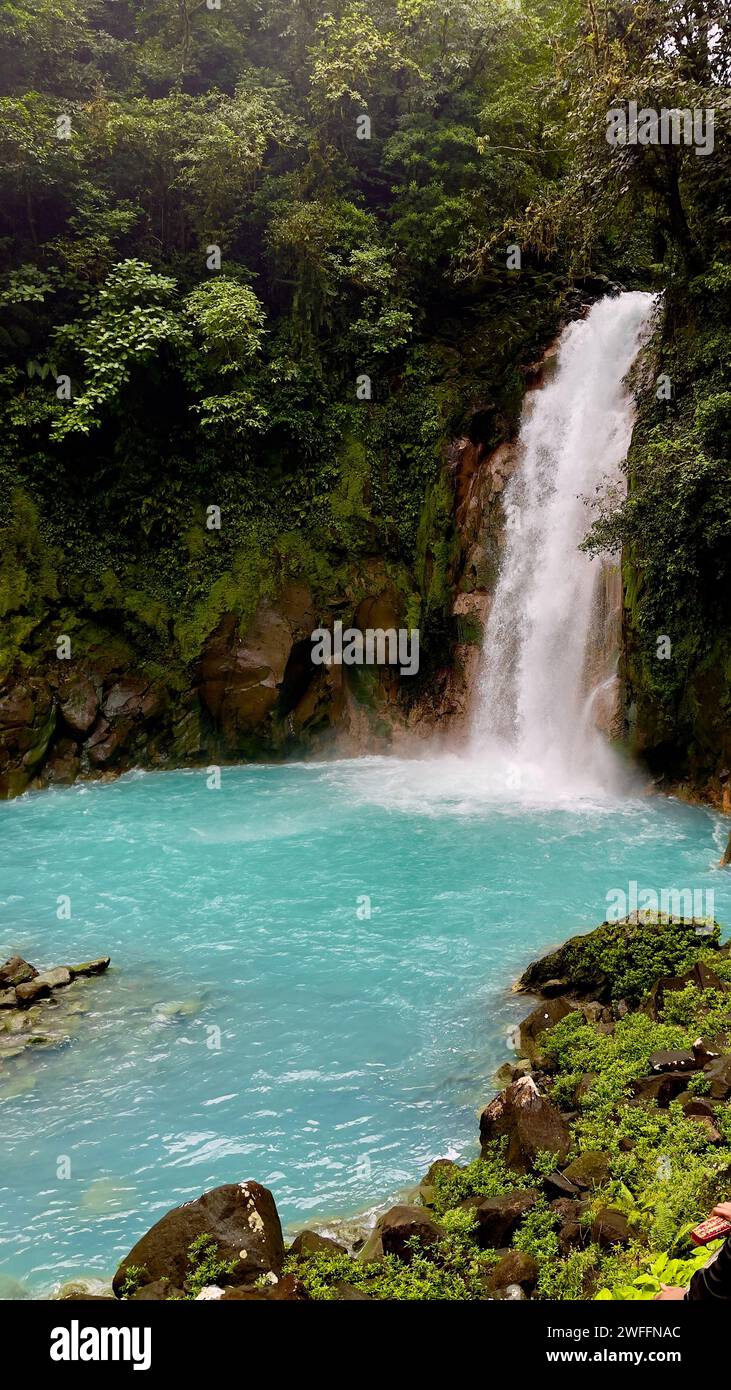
0;1;729;769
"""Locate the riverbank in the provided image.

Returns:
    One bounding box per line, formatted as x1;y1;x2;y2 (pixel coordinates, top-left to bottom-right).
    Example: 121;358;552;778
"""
75;911;731;1302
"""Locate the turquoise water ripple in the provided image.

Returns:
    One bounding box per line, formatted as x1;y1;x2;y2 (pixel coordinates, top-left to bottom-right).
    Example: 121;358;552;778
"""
0;759;728;1295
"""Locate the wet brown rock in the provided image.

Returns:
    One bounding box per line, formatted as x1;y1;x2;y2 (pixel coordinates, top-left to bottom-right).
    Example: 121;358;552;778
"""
42;739;81;786
591;1208;631;1248
86;717;134;767
59;676;99;736
112;1181;285;1297
288;1230;346;1259
465;1189;537;1248
483;1249;538;1295
0;956;37;988
518;997;574;1064
16;967;72;1005
378;1205;443;1263
15;978;51;1005
479;1076;571;1172
68;958;111;978
199;611;288;734
0;679;56;796
103;677;162;723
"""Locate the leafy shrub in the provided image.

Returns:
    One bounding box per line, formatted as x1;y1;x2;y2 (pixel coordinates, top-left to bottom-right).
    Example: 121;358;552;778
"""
184;1234;238;1300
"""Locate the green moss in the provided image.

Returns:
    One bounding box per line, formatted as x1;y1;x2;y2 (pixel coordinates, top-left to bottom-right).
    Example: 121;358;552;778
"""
183;1234;237;1300
430;1144;533;1217
0;489;59;679
520;913;722;1005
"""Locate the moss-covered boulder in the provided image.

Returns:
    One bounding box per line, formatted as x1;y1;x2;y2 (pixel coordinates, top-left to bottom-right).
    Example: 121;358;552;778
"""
518;914;724;1005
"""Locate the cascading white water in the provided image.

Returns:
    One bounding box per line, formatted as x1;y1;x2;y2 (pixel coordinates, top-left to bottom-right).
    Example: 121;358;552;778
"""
471;291;656;796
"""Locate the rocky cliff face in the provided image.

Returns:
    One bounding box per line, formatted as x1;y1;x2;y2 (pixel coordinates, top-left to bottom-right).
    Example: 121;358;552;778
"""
0;567;434;795
0;309;621;797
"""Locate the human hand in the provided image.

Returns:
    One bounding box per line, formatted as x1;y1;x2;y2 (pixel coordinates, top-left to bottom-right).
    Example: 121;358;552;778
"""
654;1285;687;1301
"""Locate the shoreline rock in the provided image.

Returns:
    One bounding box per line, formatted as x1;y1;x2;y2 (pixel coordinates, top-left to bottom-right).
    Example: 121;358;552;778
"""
0;954;110;1071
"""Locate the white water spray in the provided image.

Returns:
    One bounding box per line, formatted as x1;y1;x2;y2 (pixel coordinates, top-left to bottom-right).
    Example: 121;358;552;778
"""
471;292;656;796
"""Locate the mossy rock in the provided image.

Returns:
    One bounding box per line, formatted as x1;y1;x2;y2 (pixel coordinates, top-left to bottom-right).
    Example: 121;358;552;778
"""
519;914;723;1006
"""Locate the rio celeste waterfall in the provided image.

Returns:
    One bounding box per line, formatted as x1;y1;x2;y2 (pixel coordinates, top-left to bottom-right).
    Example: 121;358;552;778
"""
472;291;656;797
2;286;729;1301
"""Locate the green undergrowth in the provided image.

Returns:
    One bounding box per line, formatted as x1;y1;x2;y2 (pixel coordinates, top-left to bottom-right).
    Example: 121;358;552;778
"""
521;913;723;1005
287;920;731;1301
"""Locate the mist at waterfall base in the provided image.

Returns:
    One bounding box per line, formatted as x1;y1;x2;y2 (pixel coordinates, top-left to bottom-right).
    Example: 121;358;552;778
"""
1;293;728;1297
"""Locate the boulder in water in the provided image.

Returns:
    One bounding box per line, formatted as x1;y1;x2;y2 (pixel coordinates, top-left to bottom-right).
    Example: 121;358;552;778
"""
112;1181;285;1298
69;957;111;978
0;956;37;988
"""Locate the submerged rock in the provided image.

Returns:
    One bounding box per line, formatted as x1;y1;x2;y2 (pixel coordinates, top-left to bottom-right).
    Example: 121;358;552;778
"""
0;953;111;1067
69;958;111;978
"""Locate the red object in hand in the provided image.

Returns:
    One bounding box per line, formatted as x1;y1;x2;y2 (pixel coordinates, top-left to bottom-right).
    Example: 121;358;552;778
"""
691;1216;731;1246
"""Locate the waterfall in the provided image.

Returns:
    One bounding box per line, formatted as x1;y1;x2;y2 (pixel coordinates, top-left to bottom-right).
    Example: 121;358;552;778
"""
471;291;656;797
